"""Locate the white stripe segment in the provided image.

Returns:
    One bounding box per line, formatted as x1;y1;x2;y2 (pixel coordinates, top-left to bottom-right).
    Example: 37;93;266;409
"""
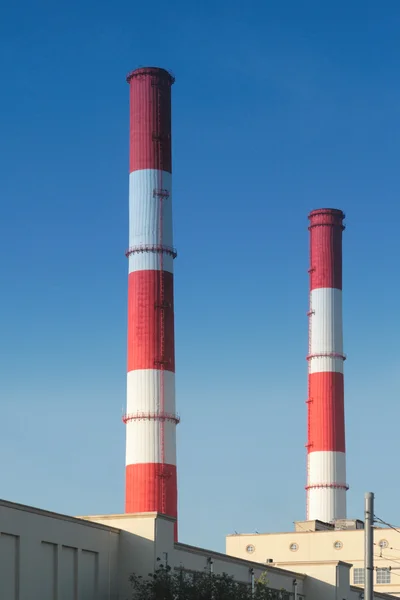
307;488;347;522
307;451;347;523
125;420;177;465
126;369;177;466
309;288;343;374
128;252;174;274
308;451;346;485
129;169;173;274
127;369;176;415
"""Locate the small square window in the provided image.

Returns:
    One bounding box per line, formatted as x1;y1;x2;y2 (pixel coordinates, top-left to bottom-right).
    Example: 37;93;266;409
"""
353;568;365;585
377;568;391;584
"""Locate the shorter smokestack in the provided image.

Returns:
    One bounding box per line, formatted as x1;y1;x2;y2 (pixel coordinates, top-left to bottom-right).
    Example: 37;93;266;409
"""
306;208;348;523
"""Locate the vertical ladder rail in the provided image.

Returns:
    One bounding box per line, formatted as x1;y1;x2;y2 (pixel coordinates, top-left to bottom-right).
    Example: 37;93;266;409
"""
306;265;315;519
153;80;167;514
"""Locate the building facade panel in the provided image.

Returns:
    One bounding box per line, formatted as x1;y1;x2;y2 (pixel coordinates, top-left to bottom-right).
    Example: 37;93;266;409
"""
0;501;119;600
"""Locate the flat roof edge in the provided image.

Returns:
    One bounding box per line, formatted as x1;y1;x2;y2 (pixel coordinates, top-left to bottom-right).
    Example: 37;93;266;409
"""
272;560;353;568
0;499;120;533
175;543;306;579
78;512;176;523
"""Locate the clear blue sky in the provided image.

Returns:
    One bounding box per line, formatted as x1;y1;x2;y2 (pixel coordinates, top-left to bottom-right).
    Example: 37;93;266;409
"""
1;0;400;551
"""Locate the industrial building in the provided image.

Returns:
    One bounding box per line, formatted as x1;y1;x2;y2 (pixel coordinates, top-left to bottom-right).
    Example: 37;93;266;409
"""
0;498;306;599
0;66;394;600
226;518;400;598
1;499;395;600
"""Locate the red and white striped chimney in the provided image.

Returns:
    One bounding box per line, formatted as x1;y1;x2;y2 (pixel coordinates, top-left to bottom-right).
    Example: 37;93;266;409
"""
306;208;348;523
124;67;179;538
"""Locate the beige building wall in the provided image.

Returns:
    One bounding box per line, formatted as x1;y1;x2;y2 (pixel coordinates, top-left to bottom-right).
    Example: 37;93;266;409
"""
280;561;352;600
273;561;392;600
226;524;400;597
83;512;306;598
0;499;120;600
80;512;161;599
4;498;395;600
1;501;305;600
174;542;305;595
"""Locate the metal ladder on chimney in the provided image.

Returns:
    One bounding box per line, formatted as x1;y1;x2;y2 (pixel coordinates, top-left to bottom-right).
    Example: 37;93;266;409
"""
153;78;170;515
305;266;315;518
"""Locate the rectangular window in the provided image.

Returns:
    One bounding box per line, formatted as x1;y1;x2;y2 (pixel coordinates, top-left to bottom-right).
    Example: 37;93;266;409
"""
353;568;365;585
377;568;391;584
40;542;57;600
0;533;20;600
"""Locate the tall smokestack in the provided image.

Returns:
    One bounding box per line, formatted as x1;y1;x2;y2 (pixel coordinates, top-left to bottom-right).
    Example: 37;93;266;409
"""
306;208;348;523
123;67;179;538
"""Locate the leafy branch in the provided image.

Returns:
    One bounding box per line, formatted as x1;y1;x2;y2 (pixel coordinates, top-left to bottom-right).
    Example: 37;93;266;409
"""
130;562;292;600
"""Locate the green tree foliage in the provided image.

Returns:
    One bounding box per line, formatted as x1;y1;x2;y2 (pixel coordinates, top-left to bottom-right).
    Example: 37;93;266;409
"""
129;562;292;600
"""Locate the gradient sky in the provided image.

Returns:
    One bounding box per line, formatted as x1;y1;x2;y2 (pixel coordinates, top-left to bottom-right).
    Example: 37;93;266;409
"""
1;0;400;552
